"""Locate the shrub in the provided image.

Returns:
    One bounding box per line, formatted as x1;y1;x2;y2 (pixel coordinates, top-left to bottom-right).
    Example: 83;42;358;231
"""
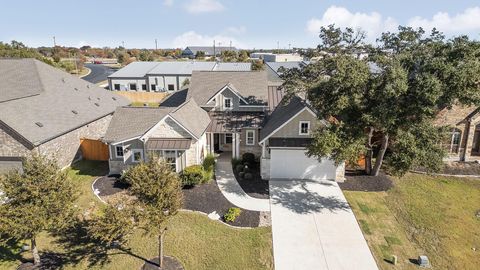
231;158;242;168
244;172;253;180
243;165;251;174
202;154;215;171
224;207;242;223
202;169;214;183
239;171;245;178
180;165;204;186
235;164;244;173
242;153;255;164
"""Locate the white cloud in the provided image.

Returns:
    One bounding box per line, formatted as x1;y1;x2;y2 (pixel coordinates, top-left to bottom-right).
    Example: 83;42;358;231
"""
306;6;398;42
163;0;174;6
225;26;247;35
184;0;224;14
172;31;244;48
407;7;480;34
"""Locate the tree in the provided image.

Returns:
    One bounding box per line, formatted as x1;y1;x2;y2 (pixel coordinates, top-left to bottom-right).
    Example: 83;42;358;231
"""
282;25;480;176
86;204;135;247
220;50;238;62
251;59;264;70
195;50;205;59
0;155;78;266
122;156;183;268
237;50;249;62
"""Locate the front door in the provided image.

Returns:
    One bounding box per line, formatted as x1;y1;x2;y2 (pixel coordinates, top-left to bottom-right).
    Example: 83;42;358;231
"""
214;134;220;152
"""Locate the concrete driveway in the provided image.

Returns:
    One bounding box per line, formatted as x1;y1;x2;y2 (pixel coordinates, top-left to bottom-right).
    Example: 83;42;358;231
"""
269;179;378;270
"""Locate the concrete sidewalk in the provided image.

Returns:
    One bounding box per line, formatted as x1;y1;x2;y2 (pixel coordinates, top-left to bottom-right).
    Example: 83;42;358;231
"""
215;154;270;212
269;179;378;270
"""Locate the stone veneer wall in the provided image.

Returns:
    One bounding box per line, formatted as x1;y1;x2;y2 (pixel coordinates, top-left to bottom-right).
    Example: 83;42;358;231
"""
0;126;31;157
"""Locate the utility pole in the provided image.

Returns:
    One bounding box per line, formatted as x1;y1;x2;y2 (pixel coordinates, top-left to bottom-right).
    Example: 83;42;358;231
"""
277;41;279;51
213;40;216;61
122;41;125;48
53;36;56;47
155;39;158;50
229;40;232;50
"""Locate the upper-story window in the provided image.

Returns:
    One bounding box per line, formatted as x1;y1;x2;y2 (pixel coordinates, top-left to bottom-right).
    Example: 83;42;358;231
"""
129;83;137;91
224;98;232;110
299;121;310;135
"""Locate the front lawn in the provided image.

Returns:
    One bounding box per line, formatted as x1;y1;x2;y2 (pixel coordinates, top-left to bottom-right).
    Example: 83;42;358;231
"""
344;173;480;270
0;161;273;270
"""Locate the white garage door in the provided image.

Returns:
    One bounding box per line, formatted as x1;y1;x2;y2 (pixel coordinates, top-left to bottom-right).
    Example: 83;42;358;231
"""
270;148;337;180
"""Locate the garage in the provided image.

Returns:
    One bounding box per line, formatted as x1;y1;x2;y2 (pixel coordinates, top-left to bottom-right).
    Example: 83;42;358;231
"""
270;148;337;180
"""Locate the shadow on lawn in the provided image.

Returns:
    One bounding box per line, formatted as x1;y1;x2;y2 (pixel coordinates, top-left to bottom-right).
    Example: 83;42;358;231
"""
70;160;109;177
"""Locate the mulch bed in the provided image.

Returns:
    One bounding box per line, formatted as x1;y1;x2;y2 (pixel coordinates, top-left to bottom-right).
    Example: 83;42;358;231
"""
339;170;394;192
416;161;480;175
233;163;269;199
142;256;184;270
182;180;260;227
93;176;260;227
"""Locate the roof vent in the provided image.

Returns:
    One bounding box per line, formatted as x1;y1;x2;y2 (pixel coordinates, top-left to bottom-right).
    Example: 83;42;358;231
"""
88;96;91;100
74;87;79;91
71;110;78;114
94;102;100;107
97;97;100;100
62;78;66;83
112;97;117;101
35;122;43;127
87;85;90;88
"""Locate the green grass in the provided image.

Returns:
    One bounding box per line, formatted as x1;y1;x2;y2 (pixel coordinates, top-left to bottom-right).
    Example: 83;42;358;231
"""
0;161;273;270
130;102;160;107
344;173;480;270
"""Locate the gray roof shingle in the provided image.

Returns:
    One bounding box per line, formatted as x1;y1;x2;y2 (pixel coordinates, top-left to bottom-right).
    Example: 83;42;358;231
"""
0;59;130;146
169;98;211;139
187;71;269;106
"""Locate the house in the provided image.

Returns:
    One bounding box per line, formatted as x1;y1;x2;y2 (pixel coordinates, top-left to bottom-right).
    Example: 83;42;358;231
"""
434;104;480;162
182;46;238;58
251;53;304;62
104;70;345;181
0;58;130;172
108;61;251;92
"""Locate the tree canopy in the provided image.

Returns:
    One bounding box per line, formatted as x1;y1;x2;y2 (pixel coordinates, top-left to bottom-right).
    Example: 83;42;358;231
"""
282;25;480;176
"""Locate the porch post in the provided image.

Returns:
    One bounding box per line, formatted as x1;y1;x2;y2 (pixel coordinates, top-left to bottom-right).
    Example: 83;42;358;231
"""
234;132;240;159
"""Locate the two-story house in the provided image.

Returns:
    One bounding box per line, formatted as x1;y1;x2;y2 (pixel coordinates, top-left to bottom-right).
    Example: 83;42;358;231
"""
104;70;345;181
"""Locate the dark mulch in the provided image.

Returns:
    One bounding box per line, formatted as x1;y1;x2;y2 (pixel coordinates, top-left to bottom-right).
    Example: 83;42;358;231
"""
416;161;480;175
92;175;128;196
142;256;184;270
233;163;269;199
182;180;260;227
339;170;394;192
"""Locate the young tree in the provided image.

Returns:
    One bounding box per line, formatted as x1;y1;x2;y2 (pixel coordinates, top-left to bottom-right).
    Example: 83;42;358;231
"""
0;155;78;266
195;50;206;59
237;50;249;62
122;156;183;269
251;59;264;70
282;25;480;176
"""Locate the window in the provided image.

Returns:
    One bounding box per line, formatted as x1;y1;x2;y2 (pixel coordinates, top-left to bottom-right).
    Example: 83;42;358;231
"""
151;84;156;91
115;146;124;158
129;83;137;90
157;150;181;171
114;84;120;90
142;84;147;90
299;121;310;135
225;133;233;144
131;149;143;163
224;98;232;109
450;129;462;153
246;130;255;145
168;84;175;91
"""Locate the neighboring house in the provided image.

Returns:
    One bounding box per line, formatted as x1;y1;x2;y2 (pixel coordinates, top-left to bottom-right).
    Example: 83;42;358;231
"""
108;61;251;92
104;70;345;181
182;46;238;58
251;53;304;62
0;58;130;172
434;104;480;162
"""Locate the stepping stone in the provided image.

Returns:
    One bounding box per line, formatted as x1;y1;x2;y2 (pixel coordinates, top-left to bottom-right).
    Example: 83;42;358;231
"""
208;211;220;220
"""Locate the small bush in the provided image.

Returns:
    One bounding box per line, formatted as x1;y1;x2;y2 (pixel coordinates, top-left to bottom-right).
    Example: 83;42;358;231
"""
235;164;244;173
239;171;245;178
244;172;253;180
202;154;215;171
180;165;204;186
224;207;242;223
242;153;255;164
202;169;214;183
231;158;242;168
243;165;251;174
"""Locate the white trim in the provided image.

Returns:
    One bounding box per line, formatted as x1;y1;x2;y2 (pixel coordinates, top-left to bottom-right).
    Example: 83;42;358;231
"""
131;149;143;163
246;130;255;145
206;84;249;105
141;115;199;141
111;136;141;145
224;97;233;110
259;106;322;144
115;145;124;158
299;121;311;135
268;146;306;150
239;105;268;108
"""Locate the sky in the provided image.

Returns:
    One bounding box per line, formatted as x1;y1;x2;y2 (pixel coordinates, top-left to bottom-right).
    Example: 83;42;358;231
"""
1;0;480;49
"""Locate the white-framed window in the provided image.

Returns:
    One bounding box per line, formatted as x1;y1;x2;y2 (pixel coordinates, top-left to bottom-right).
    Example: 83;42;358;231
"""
156;150;183;171
115;146;124;158
449;128;462;153
224;98;232;110
299;121;310;135
246;130;255;145
225;133;233;144
131;149;143;163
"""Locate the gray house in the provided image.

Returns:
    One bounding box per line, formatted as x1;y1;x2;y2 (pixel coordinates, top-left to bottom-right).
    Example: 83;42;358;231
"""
108;61;251;92
0;58;130;172
104;70;345;181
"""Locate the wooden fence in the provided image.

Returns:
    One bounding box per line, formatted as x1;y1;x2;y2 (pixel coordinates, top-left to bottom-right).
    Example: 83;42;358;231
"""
115;91;169;103
80;139;109;161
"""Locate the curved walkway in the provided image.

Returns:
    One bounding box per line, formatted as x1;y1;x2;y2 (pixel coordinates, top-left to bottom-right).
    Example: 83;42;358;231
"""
215;154;270;212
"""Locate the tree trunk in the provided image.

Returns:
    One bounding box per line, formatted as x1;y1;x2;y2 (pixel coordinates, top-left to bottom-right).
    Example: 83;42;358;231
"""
158;231;164;269
31;237;41;266
365;127;374;174
371;134;389;176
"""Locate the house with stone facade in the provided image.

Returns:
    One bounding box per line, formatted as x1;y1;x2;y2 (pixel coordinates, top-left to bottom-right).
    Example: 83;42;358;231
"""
0;58;130;172
435;104;480;162
104;70;345;181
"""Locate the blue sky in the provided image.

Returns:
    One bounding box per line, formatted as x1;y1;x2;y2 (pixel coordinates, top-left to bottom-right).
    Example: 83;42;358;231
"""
1;0;480;49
